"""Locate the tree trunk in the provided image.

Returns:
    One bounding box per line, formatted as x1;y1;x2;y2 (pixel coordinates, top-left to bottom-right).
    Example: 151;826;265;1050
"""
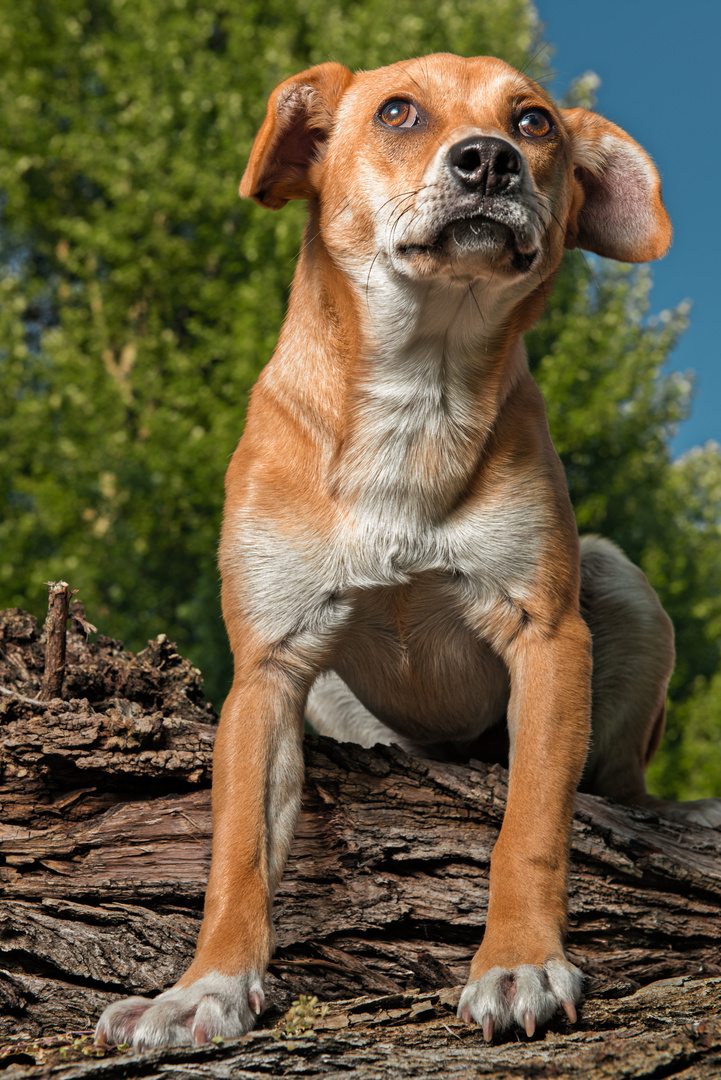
1;606;720;1078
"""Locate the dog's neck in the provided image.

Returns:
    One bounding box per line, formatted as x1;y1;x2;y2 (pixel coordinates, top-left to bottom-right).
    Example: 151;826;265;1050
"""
271;231;533;522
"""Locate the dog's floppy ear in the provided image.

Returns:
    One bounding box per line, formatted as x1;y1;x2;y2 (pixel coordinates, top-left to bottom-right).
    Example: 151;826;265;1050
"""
240;63;354;209
561;108;672;262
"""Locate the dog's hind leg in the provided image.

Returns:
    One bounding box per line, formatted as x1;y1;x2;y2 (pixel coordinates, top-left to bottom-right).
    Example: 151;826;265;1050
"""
306;670;398;748
579;535;721;828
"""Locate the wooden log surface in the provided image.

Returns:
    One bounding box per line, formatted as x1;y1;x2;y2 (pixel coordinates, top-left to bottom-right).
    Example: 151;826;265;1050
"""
1;606;720;1078
2;979;721;1079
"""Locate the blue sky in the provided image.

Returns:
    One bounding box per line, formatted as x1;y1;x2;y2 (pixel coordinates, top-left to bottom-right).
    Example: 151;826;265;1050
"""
535;0;719;454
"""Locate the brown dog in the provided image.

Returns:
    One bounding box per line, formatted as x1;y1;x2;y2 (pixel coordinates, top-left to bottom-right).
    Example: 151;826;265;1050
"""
96;53;721;1050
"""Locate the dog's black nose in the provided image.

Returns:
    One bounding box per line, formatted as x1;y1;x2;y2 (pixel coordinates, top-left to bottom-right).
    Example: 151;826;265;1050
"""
448;136;522;195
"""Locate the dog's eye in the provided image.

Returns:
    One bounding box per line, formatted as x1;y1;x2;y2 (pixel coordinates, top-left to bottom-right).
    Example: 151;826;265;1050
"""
379;99;419;129
518;109;552;138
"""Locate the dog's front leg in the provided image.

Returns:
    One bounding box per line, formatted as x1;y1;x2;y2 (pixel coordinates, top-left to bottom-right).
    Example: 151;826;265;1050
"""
95;655;307;1050
459;609;592;1039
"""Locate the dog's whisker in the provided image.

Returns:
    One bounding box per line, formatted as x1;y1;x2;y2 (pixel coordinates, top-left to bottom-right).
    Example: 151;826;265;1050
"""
374;188;424;222
467;281;486;326
518;41;552;78
365;249;383;300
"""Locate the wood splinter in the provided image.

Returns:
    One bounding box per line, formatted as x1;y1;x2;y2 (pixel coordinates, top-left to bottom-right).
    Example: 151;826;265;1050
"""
39;580;77;702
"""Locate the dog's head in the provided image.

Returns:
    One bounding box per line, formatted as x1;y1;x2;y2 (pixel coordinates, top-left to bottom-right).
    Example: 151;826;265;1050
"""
240;54;671;292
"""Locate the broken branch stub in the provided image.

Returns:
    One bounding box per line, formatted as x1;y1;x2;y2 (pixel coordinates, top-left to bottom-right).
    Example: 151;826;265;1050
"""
38;581;76;701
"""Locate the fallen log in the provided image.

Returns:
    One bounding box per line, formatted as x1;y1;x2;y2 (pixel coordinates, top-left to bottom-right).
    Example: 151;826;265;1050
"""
2;979;721;1078
1;606;720;1078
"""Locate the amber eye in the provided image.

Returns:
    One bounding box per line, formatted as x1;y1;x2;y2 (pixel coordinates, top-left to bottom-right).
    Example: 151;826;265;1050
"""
518;109;552;138
379;99;419;128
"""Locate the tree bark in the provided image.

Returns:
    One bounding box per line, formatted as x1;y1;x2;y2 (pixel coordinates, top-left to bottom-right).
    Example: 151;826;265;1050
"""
1;606;720;1078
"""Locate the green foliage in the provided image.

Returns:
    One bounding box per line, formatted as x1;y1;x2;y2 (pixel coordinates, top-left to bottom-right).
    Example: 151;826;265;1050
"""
273;995;327;1040
528;257;721;797
645;445;721;797
0;0;719;797
529;256;691;554
653;665;721;800
0;0;536;701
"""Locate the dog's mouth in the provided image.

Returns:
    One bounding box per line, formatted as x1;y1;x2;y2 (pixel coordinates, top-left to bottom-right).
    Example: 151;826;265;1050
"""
397;214;538;274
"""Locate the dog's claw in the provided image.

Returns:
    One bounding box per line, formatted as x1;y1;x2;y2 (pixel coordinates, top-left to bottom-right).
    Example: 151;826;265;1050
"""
193;1025;209;1045
460;1006;472;1025
482;1013;494;1042
524;1010;536;1038
562;999;577;1024
248;988;264;1017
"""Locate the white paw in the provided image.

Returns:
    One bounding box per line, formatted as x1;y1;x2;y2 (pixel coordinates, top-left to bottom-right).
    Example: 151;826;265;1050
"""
95;972;265;1051
658;798;721;830
457;960;583;1040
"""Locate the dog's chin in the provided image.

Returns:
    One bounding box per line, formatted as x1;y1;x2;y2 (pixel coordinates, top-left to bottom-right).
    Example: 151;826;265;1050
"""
396;217;538;281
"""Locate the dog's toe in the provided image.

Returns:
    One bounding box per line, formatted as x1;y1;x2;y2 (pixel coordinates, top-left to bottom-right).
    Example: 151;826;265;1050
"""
95;997;154;1047
95;973;265;1051
457;960;583;1040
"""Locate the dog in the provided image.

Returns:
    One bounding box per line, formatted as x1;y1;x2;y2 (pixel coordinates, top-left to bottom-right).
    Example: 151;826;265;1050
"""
96;52;721;1050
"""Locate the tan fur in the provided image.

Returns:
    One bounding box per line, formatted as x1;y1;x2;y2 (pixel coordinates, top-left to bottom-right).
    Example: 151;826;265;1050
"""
96;53;719;1052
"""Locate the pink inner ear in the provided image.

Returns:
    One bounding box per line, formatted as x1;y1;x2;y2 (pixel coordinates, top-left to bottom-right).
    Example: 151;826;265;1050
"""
573;137;671;263
241;63;353;209
258;106;328;205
